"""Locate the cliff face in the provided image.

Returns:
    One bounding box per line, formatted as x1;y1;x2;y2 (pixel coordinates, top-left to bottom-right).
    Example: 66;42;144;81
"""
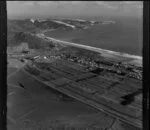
7;19;72;50
8;32;55;49
7;19;75;33
7;18;102;52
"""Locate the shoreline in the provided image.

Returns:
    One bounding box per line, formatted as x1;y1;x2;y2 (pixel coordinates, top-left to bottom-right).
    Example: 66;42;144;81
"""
37;33;142;61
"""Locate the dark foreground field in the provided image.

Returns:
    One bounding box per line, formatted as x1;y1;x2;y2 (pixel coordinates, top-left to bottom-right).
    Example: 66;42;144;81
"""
7;66;141;130
7;68;100;129
7;55;142;130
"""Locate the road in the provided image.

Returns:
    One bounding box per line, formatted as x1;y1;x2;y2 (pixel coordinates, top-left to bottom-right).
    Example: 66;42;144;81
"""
22;66;142;129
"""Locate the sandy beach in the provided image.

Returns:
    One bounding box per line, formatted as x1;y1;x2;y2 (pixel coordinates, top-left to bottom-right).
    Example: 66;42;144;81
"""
37;33;142;66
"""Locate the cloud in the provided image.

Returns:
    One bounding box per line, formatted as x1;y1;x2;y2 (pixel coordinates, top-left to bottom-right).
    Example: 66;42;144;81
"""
7;1;143;9
7;1;57;7
71;1;82;4
35;1;57;6
137;5;143;9
123;1;143;8
107;5;118;9
23;2;35;6
123;1;142;4
96;1;110;7
7;1;143;19
27;1;82;6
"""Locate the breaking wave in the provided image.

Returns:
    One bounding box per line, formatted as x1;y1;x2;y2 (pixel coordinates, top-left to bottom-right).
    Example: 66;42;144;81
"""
37;33;142;60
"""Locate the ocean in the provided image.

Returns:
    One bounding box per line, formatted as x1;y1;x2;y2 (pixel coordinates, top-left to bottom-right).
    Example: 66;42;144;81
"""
44;17;142;56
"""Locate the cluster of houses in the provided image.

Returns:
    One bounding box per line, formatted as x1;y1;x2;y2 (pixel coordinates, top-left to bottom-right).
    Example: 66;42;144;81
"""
31;55;61;63
10;45;142;81
59;53;142;80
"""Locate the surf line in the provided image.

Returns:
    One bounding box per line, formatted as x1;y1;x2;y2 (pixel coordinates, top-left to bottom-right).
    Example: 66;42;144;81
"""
37;33;142;60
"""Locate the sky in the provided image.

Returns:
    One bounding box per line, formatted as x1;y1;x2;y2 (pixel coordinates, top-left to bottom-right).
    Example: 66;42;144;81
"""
7;1;143;19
